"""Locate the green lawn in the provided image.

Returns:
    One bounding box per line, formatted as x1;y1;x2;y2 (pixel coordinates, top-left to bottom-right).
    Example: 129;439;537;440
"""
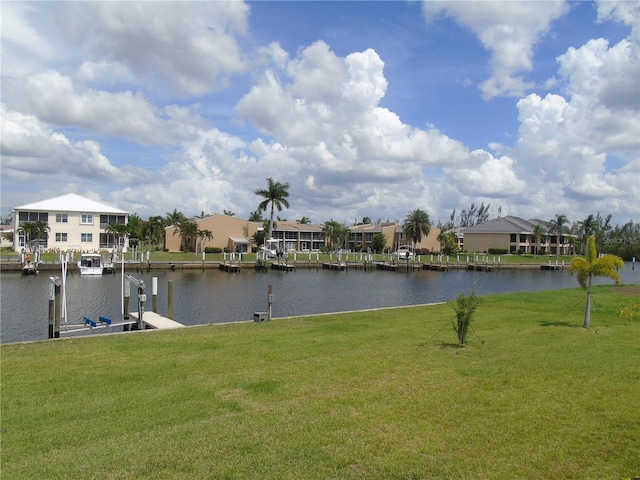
2;286;639;479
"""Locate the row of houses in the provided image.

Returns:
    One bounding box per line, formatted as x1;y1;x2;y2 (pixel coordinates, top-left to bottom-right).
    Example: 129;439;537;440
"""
8;193;573;255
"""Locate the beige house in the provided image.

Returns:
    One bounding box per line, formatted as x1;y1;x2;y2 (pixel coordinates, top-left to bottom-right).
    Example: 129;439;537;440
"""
164;214;262;253
461;216;574;254
348;222;441;252
13;193;129;253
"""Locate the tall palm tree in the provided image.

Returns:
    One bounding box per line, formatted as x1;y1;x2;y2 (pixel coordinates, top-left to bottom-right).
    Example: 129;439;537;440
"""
529;223;547;255
403;209;432;252
570;235;623;329
550;214;568;257
255;177;290;239
577;214;598;254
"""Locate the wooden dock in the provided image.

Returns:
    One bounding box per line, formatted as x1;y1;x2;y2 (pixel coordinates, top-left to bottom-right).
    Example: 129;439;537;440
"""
323;262;346;271
219;263;240;272
271;263;295;271
130;312;184;330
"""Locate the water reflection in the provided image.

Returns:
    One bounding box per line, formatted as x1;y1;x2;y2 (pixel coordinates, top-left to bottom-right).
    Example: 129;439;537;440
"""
2;264;638;344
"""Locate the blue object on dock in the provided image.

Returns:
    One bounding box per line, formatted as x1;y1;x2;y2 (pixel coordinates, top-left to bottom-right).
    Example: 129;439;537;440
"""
99;316;112;325
83;317;97;328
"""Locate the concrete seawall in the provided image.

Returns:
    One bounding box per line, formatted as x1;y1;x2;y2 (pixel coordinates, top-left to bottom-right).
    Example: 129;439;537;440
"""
0;259;566;272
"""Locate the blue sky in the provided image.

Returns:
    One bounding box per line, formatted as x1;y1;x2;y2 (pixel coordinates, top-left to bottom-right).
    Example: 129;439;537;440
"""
1;1;638;227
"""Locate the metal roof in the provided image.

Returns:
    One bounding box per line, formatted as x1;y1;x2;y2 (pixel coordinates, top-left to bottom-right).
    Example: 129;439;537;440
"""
461;216;536;234
14;193;127;214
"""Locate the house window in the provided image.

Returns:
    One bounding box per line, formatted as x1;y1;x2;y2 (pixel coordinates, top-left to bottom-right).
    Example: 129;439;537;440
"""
80;214;94;225
510;234;517;242
81;233;93;243
56;213;68;223
18;211;48;223
55;233;68;242
520;234;527;243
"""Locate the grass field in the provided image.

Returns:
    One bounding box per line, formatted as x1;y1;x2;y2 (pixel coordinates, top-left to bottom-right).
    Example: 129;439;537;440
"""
2;286;639;479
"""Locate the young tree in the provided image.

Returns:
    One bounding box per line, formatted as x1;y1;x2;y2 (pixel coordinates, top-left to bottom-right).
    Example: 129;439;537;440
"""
449;290;481;347
403;209;431;252
255;177;290;239
569;235;624;329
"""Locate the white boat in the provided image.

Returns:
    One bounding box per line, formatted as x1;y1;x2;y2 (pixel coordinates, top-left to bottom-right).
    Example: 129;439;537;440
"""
78;253;110;275
391;245;414;260
260;238;281;259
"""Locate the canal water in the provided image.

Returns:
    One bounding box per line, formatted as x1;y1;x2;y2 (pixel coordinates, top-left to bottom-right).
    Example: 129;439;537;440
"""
1;264;638;344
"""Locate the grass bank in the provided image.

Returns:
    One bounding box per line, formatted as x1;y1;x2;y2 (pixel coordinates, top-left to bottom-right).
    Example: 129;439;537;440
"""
2;286;639;479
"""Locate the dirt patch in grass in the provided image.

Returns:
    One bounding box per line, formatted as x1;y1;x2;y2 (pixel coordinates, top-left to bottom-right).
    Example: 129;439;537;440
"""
615;285;640;297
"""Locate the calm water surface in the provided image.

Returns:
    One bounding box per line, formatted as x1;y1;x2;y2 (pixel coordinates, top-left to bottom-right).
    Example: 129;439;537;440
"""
2;264;638;343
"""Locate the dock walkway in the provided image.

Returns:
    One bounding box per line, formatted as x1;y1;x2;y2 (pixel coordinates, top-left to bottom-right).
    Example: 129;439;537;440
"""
130;312;184;330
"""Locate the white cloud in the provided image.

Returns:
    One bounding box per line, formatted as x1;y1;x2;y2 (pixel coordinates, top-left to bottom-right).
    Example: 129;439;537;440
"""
423;0;569;99
445;150;526;197
0;106;153;185
12;70;201;146
50;2;249;95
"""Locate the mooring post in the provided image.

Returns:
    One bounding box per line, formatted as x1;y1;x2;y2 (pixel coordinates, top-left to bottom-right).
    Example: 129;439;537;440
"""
267;284;273;321
168;280;174;319
54;281;61;338
48;277;61;339
152;277;158;312
123;278;131;328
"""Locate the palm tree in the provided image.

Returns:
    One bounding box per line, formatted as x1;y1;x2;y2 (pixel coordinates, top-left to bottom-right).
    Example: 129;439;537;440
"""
403;208;432;253
437;230;459;255
105;223;130;249
223;210;235;217
17;221;50;250
570;235;623;329
165;209;186;228
255;177;290;239
529;224;547;255
577;214;598;254
321;220;349;250
174;219;198;252
144;215;165;252
550;214;568;257
296;216;311;224
196;229;213;253
248;210;263;222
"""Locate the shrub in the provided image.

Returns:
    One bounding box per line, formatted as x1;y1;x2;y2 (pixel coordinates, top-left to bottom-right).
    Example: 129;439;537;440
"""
204;247;222;254
488;248;508;255
449;290;481;347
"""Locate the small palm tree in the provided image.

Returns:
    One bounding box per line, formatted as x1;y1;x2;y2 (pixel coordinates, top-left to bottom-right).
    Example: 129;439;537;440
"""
144;215;165;252
255;177;290;239
18;221;50;250
570;235;624;329
197;229;213;253
403;208;432;253
297;216;311;224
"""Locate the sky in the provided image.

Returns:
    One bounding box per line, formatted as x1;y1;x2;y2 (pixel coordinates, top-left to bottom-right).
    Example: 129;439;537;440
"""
1;0;639;228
